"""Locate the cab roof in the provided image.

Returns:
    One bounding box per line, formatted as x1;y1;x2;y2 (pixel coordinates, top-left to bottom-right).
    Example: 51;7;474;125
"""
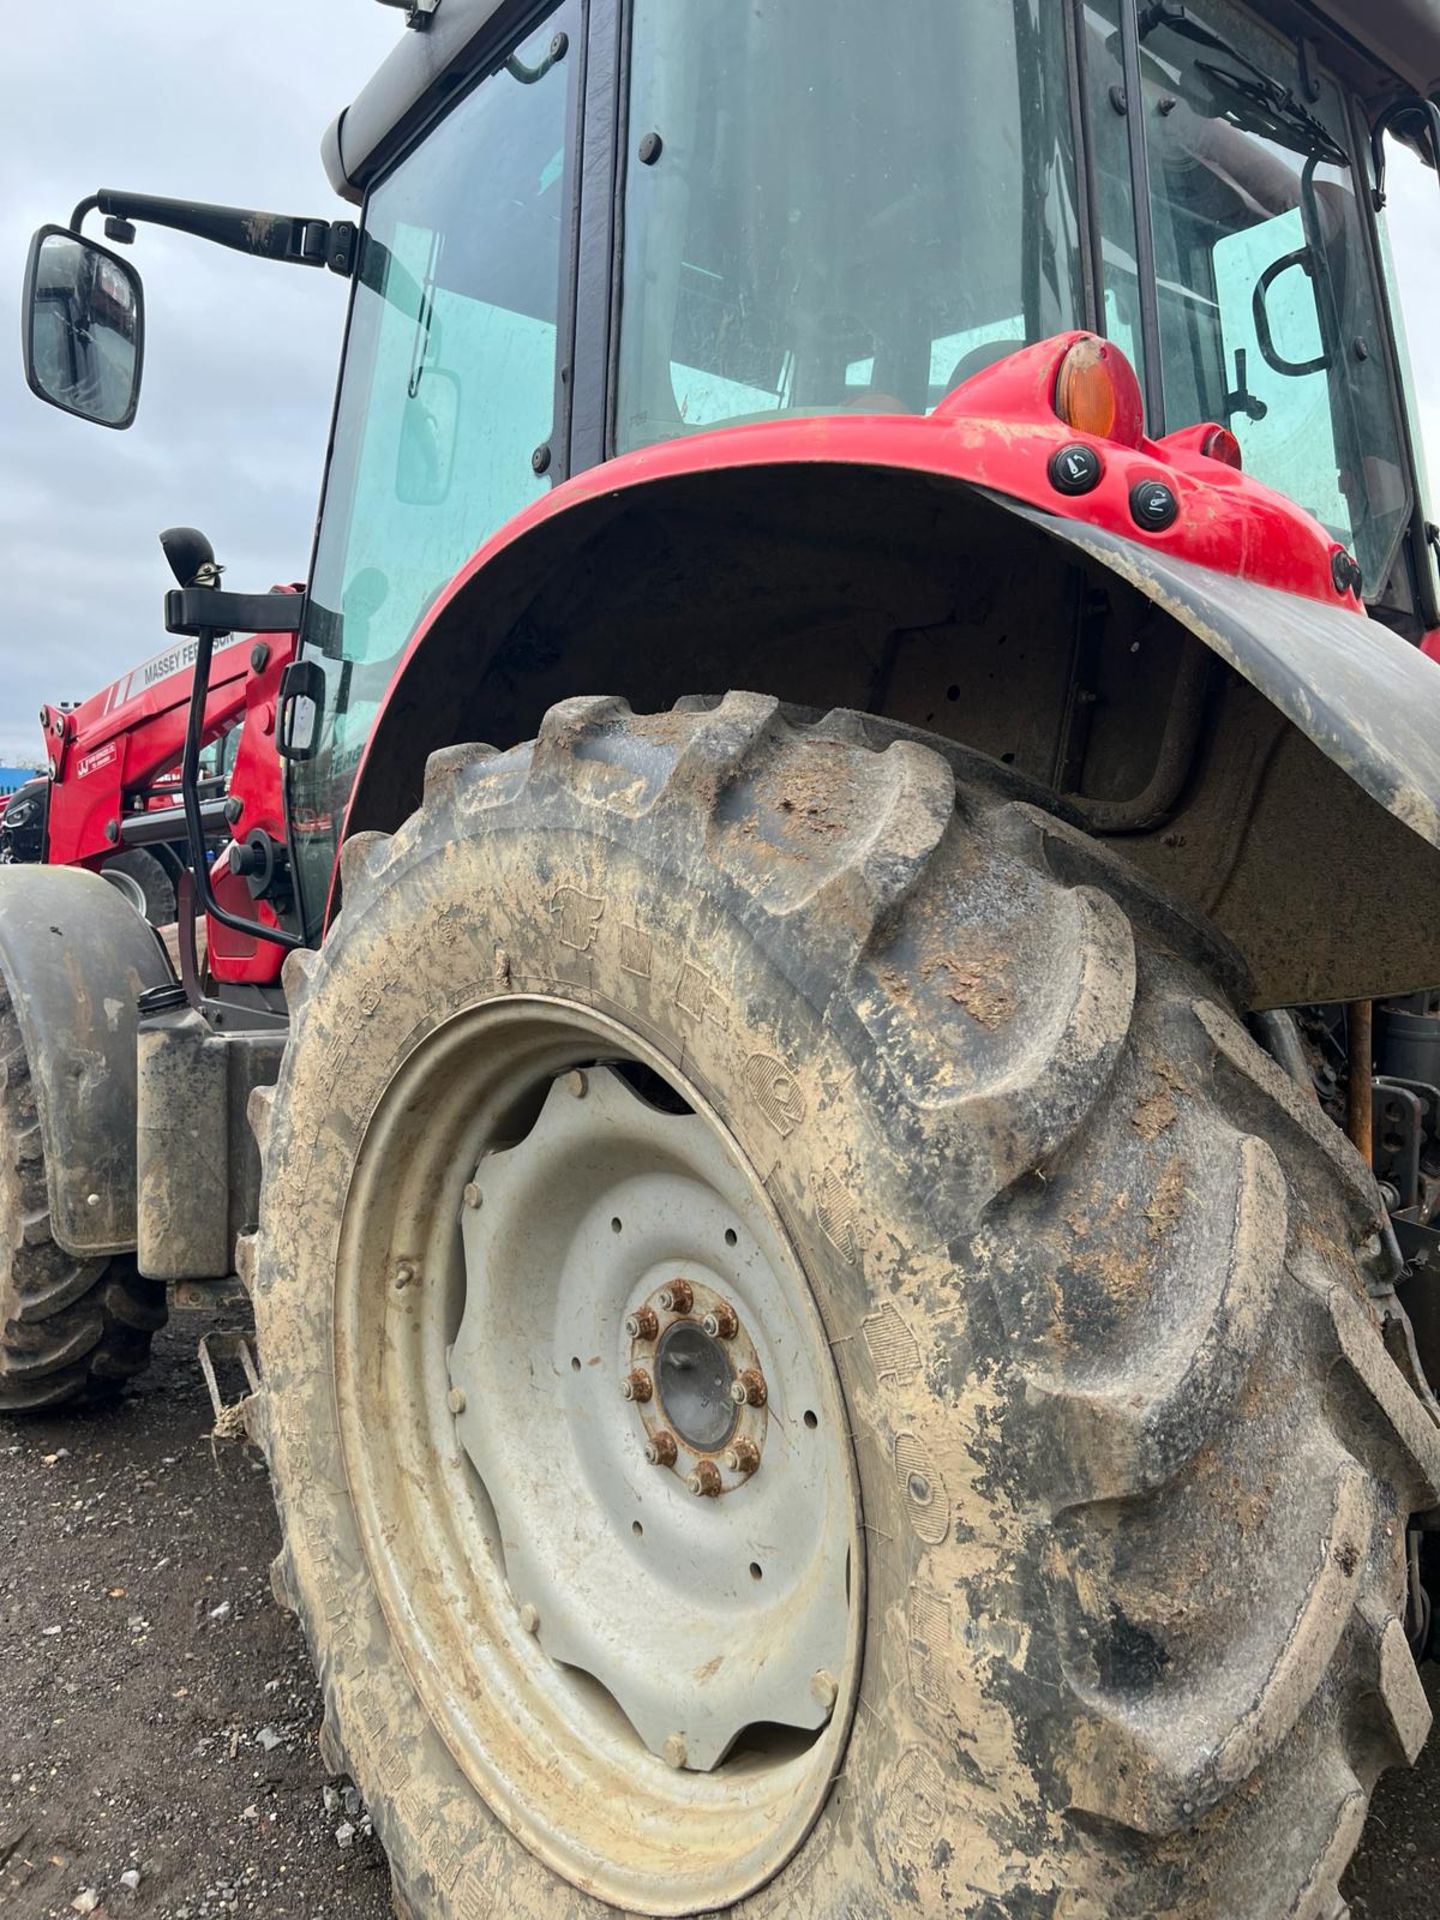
1310;0;1440;93
322;0;1439;204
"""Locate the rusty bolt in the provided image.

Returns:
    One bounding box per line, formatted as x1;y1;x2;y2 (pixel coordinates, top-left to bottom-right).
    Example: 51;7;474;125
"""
447;1386;467;1415
621;1369;654;1404
520;1603;541;1635
687;1459;722;1498
724;1438;761;1476
663;1734;688;1770
702;1302;739;1340
625;1306;660;1342
462;1182;483;1210
563;1068;589;1099
811;1669;839;1714
729;1369;767;1408
644;1430;678;1468
657;1278;694;1315
394;1259;418;1289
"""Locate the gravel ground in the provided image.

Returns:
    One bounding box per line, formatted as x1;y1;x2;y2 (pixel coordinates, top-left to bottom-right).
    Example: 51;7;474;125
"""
0;1313;391;1920
2;1310;1437;1920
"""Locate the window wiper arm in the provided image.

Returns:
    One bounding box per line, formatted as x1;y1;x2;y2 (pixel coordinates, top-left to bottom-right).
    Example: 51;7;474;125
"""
1138;2;1348;166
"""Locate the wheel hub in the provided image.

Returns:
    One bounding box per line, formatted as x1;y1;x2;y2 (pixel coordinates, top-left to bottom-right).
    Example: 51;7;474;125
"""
625;1274;771;1492
655;1317;737;1454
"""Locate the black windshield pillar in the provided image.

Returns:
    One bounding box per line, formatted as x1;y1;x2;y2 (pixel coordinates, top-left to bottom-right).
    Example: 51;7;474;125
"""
1117;0;1166;433
568;0;622;472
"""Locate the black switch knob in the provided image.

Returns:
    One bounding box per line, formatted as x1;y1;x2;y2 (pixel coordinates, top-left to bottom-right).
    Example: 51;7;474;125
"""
1130;479;1179;532
1049;444;1103;496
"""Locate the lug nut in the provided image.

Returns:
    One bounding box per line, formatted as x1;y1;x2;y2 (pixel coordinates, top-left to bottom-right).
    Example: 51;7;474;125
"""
621;1369;653;1403
724;1438;760;1476
645;1430;678;1468
625;1307;660;1341
687;1460;722;1498
702;1302;738;1340
729;1369;767;1408
658;1279;694;1315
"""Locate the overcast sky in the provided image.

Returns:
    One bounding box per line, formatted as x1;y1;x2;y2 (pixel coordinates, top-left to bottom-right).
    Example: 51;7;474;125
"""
0;1;397;763
1;4;1438;767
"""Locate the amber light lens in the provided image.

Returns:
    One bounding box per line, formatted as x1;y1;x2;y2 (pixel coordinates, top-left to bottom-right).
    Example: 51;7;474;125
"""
1201;426;1243;470
1054;337;1144;445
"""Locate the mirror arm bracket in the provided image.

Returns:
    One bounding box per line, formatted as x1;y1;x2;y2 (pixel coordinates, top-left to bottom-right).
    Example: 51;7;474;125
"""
69;190;356;278
1371;98;1440;210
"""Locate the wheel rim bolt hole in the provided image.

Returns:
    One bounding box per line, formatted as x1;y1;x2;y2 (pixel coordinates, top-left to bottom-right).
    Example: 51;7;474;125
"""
724;1228;738;1248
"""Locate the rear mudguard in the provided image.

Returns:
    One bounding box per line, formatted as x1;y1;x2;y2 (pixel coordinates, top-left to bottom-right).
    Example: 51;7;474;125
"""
0;865;172;1258
1008;498;1440;845
337;428;1440;1003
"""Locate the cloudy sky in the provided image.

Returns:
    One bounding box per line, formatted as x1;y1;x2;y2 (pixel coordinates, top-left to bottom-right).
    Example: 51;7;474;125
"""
0;2;396;763
1;5;1438;766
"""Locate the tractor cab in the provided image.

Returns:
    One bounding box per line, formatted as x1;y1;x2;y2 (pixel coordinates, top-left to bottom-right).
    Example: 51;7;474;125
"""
20;3;1440;953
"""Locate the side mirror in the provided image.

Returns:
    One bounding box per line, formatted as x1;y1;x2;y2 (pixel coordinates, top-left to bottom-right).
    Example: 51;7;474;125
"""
22;225;145;429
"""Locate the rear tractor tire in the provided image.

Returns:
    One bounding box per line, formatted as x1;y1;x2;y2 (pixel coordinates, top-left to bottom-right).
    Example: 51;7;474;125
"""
251;694;1440;1919
0;992;167;1411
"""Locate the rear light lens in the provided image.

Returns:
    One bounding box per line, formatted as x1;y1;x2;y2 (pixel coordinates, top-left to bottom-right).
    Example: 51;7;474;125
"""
1053;337;1144;445
1201;426;1243;470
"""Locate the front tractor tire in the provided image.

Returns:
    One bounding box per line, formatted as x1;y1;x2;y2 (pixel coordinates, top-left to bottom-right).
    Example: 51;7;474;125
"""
99;846;179;927
251;695;1440;1919
0;993;167;1411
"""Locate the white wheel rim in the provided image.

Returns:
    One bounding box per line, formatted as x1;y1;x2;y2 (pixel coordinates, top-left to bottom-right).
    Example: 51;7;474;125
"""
99;866;149;917
332;998;863;1913
450;1062;851;1773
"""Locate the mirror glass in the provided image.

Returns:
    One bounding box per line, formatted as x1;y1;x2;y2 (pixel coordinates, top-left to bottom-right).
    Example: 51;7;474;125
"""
24;228;143;428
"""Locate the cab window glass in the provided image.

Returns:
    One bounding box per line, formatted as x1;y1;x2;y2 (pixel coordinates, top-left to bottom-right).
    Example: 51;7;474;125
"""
1134;0;1409;578
288;5;576;925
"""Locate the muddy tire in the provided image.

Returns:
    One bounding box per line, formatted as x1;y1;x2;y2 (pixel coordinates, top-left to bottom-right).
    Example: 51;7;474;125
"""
251;695;1440;1918
101;847;178;927
0;994;167;1411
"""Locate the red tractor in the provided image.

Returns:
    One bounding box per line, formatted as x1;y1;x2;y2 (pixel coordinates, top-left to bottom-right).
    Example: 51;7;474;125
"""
1;602;297;929
8;1;1440;1914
